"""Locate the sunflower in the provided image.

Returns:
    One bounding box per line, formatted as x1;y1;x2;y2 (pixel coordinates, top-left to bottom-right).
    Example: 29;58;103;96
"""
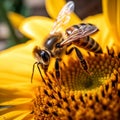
8;12;25;29
0;0;120;120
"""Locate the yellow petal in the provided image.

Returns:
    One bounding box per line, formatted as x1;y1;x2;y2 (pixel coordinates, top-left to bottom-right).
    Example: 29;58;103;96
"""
0;41;36;118
102;0;120;45
0;102;33;120
0;41;40;85
19;16;53;47
0;41;35;105
0;87;33;105
45;0;81;26
45;0;65;18
0;41;34;83
8;12;25;28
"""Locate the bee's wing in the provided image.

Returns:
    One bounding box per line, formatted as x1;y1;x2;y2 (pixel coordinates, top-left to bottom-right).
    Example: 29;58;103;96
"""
60;23;99;46
50;1;74;35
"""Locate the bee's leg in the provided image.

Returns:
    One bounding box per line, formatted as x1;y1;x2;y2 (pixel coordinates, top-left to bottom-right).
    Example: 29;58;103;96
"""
37;63;47;84
42;64;48;76
31;62;46;84
66;47;89;73
55;58;61;80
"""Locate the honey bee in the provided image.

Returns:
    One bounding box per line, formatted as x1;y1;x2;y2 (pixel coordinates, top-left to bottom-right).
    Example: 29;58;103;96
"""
31;1;102;83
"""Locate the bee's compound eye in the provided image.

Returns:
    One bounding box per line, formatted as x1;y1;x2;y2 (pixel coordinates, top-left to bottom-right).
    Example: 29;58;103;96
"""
40;50;50;64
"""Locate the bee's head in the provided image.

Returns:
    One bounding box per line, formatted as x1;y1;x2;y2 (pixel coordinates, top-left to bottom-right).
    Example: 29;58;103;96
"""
33;46;50;65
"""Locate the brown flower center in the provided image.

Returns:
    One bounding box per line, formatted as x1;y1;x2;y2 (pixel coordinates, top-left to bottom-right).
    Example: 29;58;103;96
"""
60;53;118;92
32;49;120;120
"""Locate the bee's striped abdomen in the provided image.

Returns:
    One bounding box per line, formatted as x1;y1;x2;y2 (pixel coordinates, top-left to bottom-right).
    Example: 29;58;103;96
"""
74;36;102;53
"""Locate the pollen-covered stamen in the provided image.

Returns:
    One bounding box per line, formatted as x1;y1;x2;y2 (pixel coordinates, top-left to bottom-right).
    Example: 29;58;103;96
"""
33;48;120;120
60;53;119;91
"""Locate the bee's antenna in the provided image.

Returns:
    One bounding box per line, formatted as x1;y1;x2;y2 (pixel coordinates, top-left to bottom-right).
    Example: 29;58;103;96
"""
31;62;37;83
31;62;46;84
